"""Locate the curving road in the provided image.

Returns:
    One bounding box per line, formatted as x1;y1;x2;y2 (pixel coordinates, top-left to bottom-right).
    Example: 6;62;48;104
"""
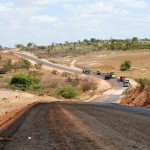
0;50;149;150
9;50;129;104
9;51;81;74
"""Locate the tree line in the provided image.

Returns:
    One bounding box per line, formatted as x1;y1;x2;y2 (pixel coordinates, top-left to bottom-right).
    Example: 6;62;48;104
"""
15;37;150;52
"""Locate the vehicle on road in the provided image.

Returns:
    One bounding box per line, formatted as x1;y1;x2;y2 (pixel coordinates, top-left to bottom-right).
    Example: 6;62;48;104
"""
83;69;91;74
96;69;101;75
104;74;111;80
119;76;126;82
123;80;130;87
110;72;116;78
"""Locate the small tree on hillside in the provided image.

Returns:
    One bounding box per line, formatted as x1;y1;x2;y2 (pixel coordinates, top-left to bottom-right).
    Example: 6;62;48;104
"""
120;60;132;71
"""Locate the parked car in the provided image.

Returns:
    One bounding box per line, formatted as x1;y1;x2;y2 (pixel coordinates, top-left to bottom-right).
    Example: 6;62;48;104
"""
83;69;91;74
96;69;101;75
104;74;111;80
110;72;116;78
119;76;126;82
123;80;130;87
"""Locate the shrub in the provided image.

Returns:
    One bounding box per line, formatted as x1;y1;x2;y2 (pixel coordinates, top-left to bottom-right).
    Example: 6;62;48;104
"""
135;78;150;87
80;80;97;92
0;68;7;74
56;85;78;99
0;59;13;74
13;61;24;71
22;59;32;70
3;63;13;72
120;60;131;71
34;62;43;70
51;69;58;75
10;74;39;91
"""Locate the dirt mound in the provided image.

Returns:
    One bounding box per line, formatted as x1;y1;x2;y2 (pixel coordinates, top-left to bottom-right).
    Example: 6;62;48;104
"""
120;86;150;107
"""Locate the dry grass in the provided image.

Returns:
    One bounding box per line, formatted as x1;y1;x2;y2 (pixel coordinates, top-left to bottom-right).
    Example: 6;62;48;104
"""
50;50;150;79
79;80;98;92
0;50;108;101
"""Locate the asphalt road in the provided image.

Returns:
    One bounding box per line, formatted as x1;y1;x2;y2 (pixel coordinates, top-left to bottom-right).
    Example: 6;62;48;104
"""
1;50;149;150
0;102;150;150
9;51;81;74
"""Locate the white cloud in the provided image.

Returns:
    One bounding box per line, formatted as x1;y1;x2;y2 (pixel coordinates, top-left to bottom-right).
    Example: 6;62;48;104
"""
113;0;148;9
0;0;150;47
30;15;63;24
63;0;150;38
21;0;83;5
0;2;14;15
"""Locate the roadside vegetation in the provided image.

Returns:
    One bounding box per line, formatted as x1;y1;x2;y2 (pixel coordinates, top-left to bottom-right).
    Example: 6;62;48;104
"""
10;74;40;91
13;37;150;80
15;37;150;60
56;85;78;99
135;78;150;87
120;60;132;71
0;51;99;100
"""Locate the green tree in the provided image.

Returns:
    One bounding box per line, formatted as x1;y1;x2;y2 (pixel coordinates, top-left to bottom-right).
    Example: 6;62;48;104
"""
27;42;33;48
90;38;96;43
15;44;26;50
83;39;90;44
132;37;138;42
120;60;132;71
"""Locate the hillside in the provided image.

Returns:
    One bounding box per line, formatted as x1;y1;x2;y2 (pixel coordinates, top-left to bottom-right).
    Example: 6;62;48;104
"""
120;86;150;107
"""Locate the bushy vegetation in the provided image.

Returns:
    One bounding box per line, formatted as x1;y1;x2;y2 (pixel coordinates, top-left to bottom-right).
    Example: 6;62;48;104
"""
0;68;7;74
51;69;58;75
34;62;43;70
16;38;150;59
120;60;132;71
0;58;32;74
135;78;150;87
0;59;13;74
22;59;32;70
10;74;40;91
56;85;78;99
80;80;97;92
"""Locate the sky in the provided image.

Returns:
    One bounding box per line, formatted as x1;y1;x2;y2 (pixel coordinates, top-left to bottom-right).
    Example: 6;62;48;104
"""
0;0;150;47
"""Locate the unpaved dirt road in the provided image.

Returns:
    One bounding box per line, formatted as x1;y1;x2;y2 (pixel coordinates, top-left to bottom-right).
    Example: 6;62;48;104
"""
0;102;150;150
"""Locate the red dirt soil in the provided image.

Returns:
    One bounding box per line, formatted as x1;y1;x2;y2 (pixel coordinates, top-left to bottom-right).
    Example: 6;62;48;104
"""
120;86;150;107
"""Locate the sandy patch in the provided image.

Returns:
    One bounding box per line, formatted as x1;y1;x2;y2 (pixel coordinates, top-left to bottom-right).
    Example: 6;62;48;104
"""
0;89;56;129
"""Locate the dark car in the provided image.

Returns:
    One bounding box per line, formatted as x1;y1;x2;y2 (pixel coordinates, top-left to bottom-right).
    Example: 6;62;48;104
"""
104;74;111;80
83;69;91;74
